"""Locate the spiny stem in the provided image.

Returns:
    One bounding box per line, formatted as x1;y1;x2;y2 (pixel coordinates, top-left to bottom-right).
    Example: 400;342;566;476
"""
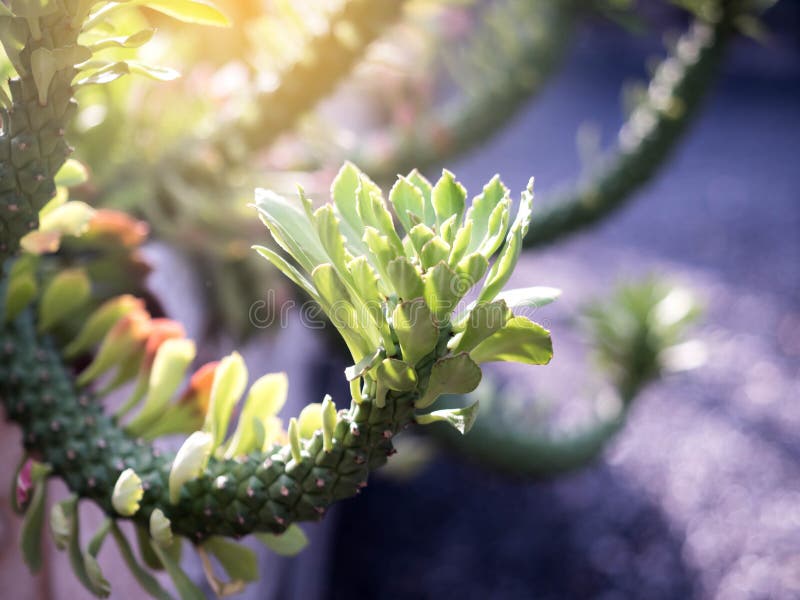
523;9;735;248
0;310;438;542
0;13;80;260
356;0;577;181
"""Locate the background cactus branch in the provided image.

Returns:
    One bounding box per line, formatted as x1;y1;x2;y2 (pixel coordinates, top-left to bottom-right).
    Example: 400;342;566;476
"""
355;0;578;181
523;5;734;248
432;279;701;477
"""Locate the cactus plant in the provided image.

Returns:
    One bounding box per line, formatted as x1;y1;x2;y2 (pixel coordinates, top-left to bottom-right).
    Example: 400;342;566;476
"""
0;0;773;595
1;159;558;595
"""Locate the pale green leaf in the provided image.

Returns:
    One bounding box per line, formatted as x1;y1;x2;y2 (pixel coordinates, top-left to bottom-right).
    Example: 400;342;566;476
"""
127;339;196;437
469;316;553;365
253;245;320;303
476;197;511;259
406;169;435;226
312;264;374;361
136;0;231;27
254;188;328;273
450;300;512;353
419;236;451;271
20;464;50;573
389;176;425;234
203;537;258;583
493;286;561;310
432;170;466;229
4;273;37;322
407;223;436;259
417;353;482;409
256;524;309;557
424;262;463;321
392;299;439;366
88;29;155;52
345;348;382;381
448;220;473;267
375;358;417;391
54;159;88;187
203;352;248;450
466;175;508;254
416;400;480;434
386;257;424;300
38;269;91;332
297;403;323;439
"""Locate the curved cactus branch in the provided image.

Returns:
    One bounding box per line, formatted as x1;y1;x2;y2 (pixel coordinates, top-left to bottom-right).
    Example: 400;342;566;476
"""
355;0;577;181
432;378;638;478
431;278;701;477
523;7;735;248
0;309;421;541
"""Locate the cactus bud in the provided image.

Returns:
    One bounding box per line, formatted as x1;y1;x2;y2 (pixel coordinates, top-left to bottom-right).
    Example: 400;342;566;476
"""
288;418;302;463
181;361;220;415
85;209;149;248
169;431;213;503
111;468;143;517
20;201;96;254
321;395;336;453
14;459;34;513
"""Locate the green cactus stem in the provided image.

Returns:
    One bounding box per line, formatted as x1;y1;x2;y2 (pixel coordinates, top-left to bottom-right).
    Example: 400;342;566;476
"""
0;308;422;541
523;5;736;248
355;0;577;181
0;9;81;261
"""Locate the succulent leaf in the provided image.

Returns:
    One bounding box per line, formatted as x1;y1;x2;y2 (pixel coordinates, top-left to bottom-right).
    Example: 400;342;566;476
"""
224;373;289;458
469;316;553;365
392;299;439;366
416;353;482;409
203;352;248;450
416;400;481;435
256;524;309;557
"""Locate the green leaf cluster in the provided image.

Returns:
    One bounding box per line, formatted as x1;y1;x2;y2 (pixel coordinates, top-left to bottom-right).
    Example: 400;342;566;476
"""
254;162;557;427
